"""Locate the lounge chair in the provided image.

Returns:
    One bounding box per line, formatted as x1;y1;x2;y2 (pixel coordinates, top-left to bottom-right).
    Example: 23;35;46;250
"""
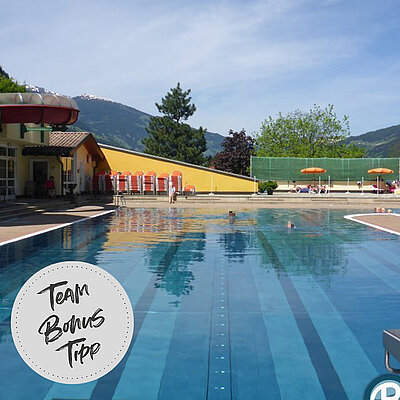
383;329;400;373
144;171;157;194
184;184;196;196
372;185;384;194
318;185;326;194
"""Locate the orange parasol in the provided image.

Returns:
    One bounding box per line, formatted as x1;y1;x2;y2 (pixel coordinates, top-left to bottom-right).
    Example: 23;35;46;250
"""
367;168;394;174
368;168;394;193
301;167;326;174
300;167;327;187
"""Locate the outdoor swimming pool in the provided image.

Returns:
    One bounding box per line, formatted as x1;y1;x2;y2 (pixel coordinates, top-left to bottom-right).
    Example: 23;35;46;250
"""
0;207;398;399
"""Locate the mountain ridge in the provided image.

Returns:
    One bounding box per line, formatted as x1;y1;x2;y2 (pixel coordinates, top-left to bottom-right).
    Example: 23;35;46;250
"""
70;94;224;156
20;82;400;158
347;124;400;157
21;84;224;155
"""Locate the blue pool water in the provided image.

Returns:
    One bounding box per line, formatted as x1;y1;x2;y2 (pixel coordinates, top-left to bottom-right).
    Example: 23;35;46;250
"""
0;207;399;399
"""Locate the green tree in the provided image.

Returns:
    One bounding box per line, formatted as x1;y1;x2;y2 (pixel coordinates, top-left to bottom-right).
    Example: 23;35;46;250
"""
255;104;365;158
143;83;207;165
0;67;26;93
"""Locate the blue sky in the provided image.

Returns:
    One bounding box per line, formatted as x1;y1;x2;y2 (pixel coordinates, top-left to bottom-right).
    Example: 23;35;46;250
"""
1;0;399;136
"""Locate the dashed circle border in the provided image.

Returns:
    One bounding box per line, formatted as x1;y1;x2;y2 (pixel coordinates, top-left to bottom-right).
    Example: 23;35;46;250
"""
11;261;134;383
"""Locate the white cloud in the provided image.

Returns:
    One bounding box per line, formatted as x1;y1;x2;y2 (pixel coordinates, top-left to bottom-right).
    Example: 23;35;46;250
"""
1;0;399;135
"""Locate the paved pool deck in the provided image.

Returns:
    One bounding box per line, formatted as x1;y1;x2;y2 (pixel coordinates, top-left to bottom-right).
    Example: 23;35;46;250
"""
0;205;115;245
120;193;400;210
344;213;400;236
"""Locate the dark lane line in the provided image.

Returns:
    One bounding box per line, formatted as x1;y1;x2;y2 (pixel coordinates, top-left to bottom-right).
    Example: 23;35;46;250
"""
330;226;400;275
90;233;187;400
312;229;400;372
256;230;348;400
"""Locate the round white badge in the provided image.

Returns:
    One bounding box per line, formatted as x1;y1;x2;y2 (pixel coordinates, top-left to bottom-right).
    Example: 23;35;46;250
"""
11;261;134;384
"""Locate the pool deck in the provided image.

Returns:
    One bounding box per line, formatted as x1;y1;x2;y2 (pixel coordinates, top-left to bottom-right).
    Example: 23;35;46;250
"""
120;193;400;210
344;213;400;236
0;204;115;245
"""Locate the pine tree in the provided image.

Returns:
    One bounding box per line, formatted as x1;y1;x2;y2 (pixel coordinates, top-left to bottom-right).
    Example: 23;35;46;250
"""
143;83;207;165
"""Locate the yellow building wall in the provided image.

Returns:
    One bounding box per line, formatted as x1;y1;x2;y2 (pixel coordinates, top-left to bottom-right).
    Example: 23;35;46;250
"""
1;123;100;197
16;153;62;196
75;146;97;193
49;157;62;194
99;147;255;193
17;146;96;196
0;122;53;196
17;145;29;196
12;147;91;197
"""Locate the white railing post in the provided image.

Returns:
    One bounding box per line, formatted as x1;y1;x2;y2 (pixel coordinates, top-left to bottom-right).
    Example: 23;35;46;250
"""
346;177;350;194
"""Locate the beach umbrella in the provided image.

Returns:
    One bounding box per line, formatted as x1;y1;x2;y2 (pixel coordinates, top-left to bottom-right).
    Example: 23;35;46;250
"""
368;168;394;193
300;167;326;174
367;168;394;174
301;167;326;186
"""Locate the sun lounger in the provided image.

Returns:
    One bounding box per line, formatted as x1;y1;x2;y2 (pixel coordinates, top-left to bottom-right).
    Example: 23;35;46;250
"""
131;171;143;194
157;173;169;194
116;172;130;194
171;171;182;194
383;329;400;373
372;185;384;194
184;184;196;196
144;171;156;194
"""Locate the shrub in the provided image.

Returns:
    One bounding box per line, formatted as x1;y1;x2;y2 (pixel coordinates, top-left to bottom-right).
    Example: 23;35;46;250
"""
258;180;278;194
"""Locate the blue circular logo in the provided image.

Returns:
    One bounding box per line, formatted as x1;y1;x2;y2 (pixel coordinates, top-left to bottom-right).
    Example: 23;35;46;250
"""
365;375;400;400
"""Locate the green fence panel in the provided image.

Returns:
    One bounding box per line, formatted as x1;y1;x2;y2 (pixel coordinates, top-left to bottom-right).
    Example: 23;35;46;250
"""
251;157;400;181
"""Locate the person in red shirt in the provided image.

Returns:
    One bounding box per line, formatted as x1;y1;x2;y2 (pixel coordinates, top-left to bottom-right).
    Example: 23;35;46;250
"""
45;176;56;198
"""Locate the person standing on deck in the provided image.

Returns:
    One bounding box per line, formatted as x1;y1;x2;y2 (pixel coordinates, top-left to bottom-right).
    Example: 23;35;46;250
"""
168;180;176;204
45;176;56;199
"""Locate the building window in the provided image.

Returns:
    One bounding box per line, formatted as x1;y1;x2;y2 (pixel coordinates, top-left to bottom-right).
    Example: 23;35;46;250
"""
0;145;17;200
62;157;75;184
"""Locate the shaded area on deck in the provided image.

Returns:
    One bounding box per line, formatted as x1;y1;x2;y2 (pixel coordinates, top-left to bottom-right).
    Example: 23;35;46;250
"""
0;204;115;245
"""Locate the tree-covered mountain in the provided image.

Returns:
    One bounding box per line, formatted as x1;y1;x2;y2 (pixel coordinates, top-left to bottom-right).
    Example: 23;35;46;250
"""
15;76;223;156
68;93;400;158
347;124;400;157
10;63;398;158
0;66;10;79
71;94;152;150
70;94;224;156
